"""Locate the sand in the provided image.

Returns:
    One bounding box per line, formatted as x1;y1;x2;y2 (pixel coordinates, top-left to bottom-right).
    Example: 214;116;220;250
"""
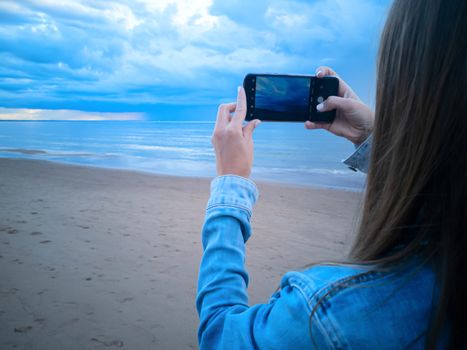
0;158;363;349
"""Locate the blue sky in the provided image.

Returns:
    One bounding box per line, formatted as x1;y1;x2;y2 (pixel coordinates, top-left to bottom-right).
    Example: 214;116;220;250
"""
0;0;391;120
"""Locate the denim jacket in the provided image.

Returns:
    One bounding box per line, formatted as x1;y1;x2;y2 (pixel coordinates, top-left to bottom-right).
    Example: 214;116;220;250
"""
196;137;438;349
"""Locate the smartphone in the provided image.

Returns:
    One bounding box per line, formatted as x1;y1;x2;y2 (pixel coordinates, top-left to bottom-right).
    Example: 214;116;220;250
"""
243;73;339;123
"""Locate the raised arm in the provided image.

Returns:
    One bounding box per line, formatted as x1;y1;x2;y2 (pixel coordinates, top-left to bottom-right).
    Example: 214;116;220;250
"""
197;175;320;349
196;88;329;349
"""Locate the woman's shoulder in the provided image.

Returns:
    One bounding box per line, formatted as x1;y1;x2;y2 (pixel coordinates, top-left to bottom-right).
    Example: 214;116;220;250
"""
281;263;374;297
281;258;435;301
279;260;436;349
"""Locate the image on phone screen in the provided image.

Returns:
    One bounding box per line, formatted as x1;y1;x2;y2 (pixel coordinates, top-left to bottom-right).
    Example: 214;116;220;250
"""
255;76;310;120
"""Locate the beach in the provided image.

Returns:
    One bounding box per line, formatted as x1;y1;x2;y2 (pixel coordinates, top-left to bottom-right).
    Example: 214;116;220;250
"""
0;158;363;349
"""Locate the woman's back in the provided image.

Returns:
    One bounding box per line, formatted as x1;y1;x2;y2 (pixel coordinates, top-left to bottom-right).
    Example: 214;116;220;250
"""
296;262;436;349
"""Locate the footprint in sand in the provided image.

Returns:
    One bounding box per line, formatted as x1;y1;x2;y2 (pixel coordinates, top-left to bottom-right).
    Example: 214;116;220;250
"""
40;240;51;244
90;338;124;348
14;325;33;333
120;297;133;303
33;318;46;326
77;224;90;229
31;231;43;236
30;212;38;215
7;228;17;234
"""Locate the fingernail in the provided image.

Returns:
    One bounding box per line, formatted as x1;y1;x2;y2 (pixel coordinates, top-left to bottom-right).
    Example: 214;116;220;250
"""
238;86;242;93
255;120;261;126
316;70;322;78
317;103;324;111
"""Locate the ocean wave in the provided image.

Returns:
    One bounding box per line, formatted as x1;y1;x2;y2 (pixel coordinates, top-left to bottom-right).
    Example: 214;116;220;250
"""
253;166;360;176
121;144;213;156
0;148;117;158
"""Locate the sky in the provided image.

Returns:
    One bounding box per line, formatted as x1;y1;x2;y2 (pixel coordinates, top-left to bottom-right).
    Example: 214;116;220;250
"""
0;0;391;121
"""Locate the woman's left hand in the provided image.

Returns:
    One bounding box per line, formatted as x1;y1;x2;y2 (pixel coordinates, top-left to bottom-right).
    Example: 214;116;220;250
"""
211;86;261;178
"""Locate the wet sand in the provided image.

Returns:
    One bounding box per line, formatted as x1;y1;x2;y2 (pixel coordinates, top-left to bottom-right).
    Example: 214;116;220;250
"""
0;158;363;349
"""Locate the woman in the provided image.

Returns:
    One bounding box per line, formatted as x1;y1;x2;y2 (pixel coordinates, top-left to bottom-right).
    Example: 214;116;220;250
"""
196;0;466;348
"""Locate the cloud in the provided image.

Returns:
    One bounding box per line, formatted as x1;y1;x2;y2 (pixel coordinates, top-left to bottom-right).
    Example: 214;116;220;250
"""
0;107;145;120
0;0;390;119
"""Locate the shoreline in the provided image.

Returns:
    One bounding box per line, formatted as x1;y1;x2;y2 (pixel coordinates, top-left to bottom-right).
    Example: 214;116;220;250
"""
0;157;363;349
0;152;365;192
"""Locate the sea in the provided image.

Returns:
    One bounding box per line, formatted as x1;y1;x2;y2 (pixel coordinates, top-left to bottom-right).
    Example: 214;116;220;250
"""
0;121;366;191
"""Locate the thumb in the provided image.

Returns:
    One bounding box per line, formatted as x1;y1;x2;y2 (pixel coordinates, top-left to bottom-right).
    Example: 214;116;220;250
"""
233;86;247;125
305;120;330;131
317;95;353;113
243;119;261;138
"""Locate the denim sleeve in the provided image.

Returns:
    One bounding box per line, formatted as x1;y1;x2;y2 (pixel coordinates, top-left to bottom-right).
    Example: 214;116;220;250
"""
196;175;330;349
342;134;373;173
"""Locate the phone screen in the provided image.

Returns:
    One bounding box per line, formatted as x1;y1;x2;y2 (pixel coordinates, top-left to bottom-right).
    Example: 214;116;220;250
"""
255;76;310;120
244;73;338;123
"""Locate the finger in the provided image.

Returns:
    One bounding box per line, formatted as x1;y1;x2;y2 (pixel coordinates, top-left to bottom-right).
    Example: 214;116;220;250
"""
305;120;318;129
233;86;247;126
317;95;353;113
305;120;330;131
215;103;236;130
315;66;359;100
243;119;261;138
315;66;338;78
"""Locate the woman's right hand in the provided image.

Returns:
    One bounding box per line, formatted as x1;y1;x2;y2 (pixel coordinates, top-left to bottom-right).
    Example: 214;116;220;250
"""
305;66;375;146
